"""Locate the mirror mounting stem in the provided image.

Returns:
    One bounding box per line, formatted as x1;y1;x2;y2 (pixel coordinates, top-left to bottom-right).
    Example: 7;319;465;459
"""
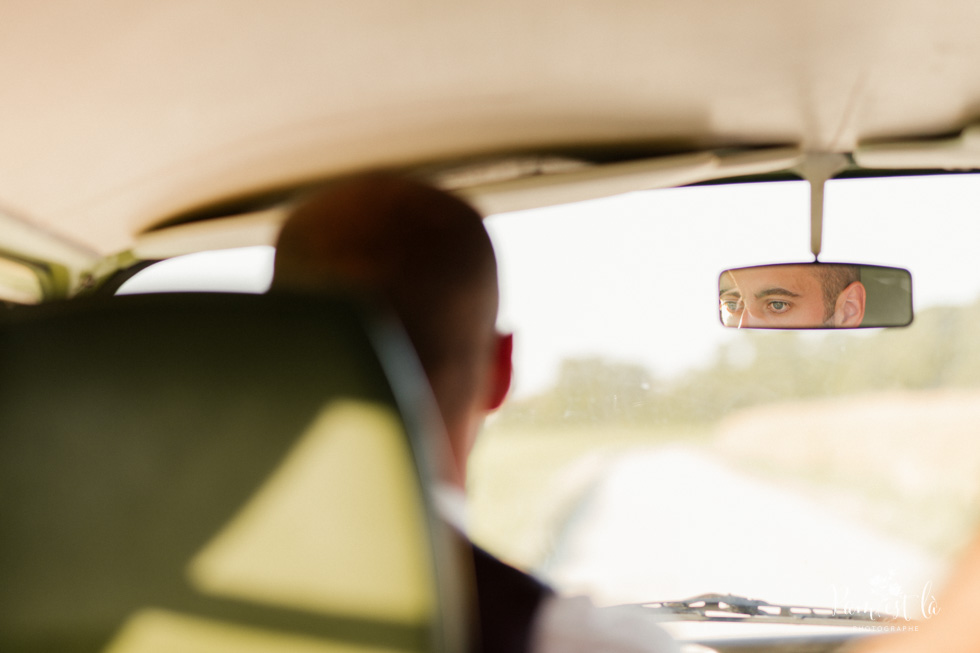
795;153;849;261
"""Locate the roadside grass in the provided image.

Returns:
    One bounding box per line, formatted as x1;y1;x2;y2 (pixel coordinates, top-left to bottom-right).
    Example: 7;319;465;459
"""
714;388;980;559
467;389;980;574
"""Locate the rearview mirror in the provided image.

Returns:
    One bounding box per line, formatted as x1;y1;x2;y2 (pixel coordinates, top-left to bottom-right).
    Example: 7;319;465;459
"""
719;263;912;329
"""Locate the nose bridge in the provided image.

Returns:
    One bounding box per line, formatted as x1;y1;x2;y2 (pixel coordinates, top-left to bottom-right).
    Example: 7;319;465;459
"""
738;304;757;328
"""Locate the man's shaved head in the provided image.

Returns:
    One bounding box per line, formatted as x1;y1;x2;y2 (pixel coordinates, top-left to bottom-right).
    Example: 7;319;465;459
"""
272;173;504;479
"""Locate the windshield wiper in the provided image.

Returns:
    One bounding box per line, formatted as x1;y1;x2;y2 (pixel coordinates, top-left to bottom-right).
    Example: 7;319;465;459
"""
635;593;897;626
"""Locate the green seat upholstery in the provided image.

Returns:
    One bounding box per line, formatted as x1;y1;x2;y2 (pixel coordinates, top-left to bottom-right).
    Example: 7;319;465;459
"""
0;292;470;653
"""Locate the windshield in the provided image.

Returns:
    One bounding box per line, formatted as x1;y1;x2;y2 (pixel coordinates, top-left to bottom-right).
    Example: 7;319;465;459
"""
470;173;980;624
119;173;980;627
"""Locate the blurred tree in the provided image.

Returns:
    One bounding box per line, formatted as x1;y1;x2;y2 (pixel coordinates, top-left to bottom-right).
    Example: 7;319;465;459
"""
493;295;980;432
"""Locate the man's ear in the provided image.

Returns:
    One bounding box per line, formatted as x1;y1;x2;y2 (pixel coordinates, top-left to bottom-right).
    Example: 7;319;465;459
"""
485;332;513;411
835;281;867;327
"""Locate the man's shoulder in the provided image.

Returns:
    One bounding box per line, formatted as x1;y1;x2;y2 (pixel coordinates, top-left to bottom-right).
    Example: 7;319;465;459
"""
470;543;553;601
469;543;553;653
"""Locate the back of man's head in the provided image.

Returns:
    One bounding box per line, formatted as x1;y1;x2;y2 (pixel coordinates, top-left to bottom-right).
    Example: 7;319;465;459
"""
271;173;506;484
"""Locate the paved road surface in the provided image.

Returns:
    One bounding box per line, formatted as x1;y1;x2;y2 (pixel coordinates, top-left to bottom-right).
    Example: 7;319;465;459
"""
539;445;942;619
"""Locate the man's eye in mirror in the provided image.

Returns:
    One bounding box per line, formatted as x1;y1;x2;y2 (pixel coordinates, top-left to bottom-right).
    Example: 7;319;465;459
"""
719;263;913;329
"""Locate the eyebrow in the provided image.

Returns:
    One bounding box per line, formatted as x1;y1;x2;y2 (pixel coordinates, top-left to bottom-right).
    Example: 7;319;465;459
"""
719;287;740;299
755;287;802;299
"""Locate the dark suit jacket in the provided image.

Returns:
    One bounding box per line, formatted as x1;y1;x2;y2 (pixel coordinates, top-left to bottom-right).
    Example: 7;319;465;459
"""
471;543;554;653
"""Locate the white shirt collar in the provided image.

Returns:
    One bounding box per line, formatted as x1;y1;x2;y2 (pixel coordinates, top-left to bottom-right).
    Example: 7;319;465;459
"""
432;482;469;533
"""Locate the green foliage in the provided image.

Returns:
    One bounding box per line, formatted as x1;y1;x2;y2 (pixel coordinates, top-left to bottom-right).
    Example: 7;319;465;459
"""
496;297;980;430
497;358;661;430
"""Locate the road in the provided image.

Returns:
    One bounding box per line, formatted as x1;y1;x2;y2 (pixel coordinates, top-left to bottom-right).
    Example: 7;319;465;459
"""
538;445;942;619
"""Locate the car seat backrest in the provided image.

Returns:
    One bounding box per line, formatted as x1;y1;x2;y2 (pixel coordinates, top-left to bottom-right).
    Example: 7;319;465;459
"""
0;292;470;653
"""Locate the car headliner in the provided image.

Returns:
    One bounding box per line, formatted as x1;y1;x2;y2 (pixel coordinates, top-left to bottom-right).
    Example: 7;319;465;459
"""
2;1;980;294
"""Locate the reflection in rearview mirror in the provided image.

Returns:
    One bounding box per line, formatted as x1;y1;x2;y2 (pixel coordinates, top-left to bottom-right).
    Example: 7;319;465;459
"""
719;263;912;329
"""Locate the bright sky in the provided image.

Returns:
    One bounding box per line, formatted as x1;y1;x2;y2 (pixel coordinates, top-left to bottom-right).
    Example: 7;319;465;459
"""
119;173;980;398
486;174;980;395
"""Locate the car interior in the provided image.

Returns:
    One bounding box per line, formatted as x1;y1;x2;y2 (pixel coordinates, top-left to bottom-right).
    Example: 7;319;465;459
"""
1;291;471;653
4;3;980;652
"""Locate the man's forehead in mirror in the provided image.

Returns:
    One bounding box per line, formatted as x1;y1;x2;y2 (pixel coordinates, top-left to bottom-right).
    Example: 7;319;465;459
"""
723;265;858;301
725;267;812;298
